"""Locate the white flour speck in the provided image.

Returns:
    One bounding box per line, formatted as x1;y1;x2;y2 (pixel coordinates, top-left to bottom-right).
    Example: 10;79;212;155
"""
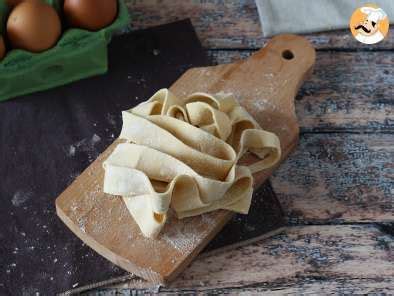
68;133;102;164
68;145;76;157
106;114;117;127
161;214;203;254
11;191;32;207
78;217;87;233
201;213;215;226
91;134;101;144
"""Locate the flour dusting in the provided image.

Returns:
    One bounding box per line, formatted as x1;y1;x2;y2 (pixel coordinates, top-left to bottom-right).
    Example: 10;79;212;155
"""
91;134;101;144
68;145;76;157
161;212;206;254
67;134;102;161
11;190;32;207
106;113;117;127
77;216;87;233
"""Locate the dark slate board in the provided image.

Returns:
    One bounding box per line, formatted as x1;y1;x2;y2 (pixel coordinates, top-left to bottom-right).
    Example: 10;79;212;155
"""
205;181;284;253
0;19;284;295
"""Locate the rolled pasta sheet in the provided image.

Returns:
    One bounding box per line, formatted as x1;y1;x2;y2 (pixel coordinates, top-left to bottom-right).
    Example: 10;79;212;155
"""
103;89;281;238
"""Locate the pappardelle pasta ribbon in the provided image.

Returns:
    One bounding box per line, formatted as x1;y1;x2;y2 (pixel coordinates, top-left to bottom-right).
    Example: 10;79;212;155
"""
103;89;281;238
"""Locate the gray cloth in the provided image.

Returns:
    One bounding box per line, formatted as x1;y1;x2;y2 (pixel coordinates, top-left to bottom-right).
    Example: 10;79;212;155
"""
256;0;394;36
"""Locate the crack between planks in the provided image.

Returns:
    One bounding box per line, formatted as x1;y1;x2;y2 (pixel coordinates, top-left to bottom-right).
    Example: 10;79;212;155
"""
375;222;394;237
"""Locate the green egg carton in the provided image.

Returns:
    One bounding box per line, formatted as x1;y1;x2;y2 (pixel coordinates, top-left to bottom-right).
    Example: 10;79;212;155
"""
0;0;130;102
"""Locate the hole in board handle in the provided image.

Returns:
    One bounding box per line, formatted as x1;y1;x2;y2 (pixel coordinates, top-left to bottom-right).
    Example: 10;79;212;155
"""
282;50;294;60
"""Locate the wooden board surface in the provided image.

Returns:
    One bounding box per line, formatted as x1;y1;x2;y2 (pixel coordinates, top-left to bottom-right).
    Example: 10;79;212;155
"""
125;0;394;50
56;34;315;285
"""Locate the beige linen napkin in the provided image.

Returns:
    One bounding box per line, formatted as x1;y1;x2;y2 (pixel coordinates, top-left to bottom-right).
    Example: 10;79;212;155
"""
255;0;394;36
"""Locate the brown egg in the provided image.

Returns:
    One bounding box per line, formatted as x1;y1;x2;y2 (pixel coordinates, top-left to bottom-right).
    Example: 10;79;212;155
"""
7;0;61;53
0;35;5;61
64;0;118;31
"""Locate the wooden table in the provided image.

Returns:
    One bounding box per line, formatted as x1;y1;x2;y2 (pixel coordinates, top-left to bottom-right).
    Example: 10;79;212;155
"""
94;1;393;294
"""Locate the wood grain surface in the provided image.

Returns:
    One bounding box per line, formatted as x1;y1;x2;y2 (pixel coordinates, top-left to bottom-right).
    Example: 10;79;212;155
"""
125;0;394;49
100;225;393;294
94;1;393;294
272;133;394;224
208;50;394;132
207;51;393;224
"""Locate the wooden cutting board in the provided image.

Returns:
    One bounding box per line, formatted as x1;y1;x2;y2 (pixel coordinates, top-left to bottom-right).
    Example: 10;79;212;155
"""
56;34;315;285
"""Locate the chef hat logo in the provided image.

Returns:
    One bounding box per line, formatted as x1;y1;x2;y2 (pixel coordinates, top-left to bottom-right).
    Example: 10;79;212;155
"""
349;4;390;44
360;7;387;23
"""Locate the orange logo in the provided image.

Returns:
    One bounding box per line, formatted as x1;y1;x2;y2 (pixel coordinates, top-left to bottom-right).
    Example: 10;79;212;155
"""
349;4;389;44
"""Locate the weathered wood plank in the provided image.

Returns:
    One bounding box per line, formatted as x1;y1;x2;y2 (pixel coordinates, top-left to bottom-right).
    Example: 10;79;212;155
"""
98;225;394;294
271;133;394;224
208;50;394;132
125;0;394;49
101;279;394;295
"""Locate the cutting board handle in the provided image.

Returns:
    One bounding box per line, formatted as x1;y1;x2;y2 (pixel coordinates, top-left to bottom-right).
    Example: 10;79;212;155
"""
198;34;315;154
251;34;315;68
242;34;315;106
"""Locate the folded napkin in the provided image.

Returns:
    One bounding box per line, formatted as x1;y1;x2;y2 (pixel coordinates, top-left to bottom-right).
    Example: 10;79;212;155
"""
256;0;394;36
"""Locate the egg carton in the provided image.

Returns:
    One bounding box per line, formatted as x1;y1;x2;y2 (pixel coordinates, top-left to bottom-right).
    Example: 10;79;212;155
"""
0;0;129;102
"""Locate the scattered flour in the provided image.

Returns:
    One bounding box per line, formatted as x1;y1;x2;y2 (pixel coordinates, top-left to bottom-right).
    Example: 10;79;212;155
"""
161;213;204;254
91;134;101;144
11;191;32;207
106;114;117;127
77;216;87;233
68;145;76;157
67;134;102;161
252;97;278;111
